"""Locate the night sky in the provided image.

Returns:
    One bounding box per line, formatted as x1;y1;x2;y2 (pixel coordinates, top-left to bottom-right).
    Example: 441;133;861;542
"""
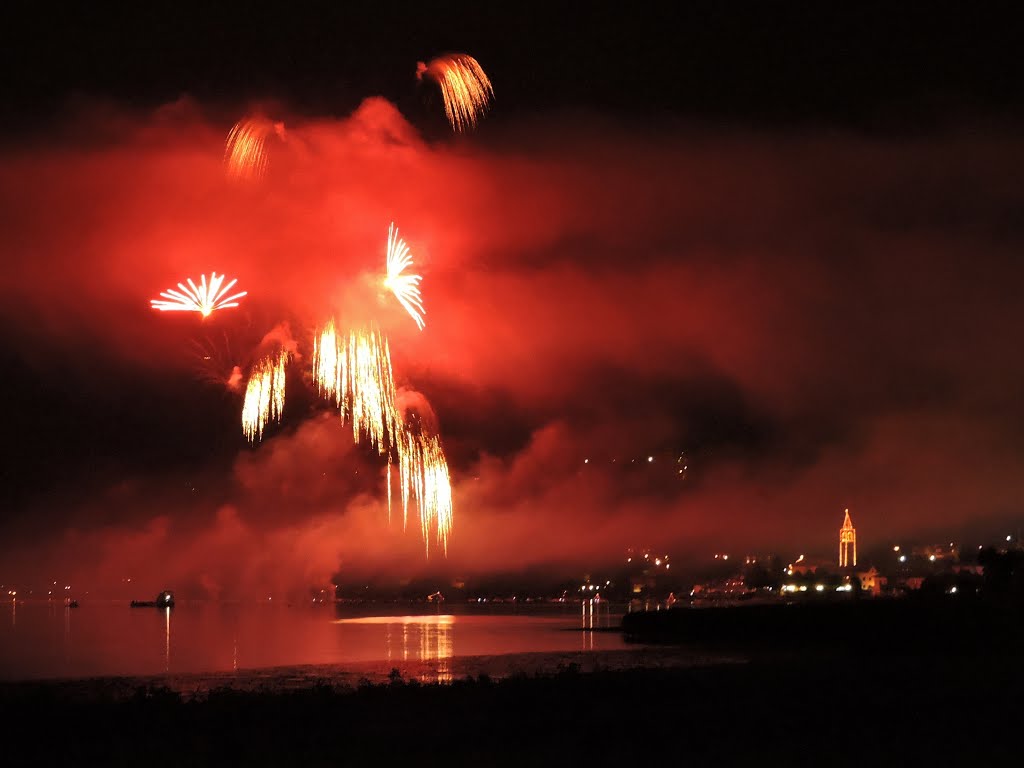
0;4;1021;595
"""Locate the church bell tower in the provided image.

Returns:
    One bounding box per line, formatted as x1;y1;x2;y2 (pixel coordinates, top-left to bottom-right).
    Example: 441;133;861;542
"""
839;508;856;568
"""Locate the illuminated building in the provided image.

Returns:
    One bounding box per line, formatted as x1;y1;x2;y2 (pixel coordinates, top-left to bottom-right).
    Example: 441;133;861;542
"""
625;548;670;594
856;566;886;596
903;576;926;591
689;577;758;604
839;508;857;568
785;554;832;576
952;563;984;576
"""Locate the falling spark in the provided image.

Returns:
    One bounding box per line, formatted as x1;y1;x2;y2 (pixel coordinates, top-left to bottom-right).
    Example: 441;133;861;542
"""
224;118;285;181
312;319;342;404
416;53;494;132
242;350;288;442
398;429;454;556
383;222;425;330
150;273;247;317
313;322;401;454
313;321;453;553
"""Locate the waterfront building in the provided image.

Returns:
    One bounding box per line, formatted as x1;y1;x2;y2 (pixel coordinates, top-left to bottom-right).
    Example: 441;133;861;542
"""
856;566;886;596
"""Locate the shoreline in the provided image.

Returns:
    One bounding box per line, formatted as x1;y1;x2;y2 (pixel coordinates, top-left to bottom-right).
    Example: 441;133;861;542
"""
0;645;737;699
1;648;1019;765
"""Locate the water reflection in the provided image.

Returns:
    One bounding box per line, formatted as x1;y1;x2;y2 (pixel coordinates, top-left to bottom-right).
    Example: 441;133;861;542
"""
581;598;613;633
2;603;639;682
345;615;454;683
164;607;171;672
63;606;72;665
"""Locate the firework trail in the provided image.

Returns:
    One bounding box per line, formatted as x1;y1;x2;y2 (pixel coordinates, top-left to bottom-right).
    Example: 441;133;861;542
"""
398;429;454;556
150;273;247;317
312;319;343;403
224;118;285;181
416;53;494;132
313;322;401;454
383;222;425;330
242;350;288;442
313;320;453;553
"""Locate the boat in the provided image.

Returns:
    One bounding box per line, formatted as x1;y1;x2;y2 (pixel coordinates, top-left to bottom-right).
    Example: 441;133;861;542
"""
130;590;175;608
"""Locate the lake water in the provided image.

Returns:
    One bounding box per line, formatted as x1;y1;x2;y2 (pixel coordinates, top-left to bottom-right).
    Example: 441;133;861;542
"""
0;599;708;691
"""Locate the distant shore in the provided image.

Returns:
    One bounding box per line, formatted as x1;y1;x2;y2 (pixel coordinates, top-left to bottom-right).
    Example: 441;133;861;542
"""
622;595;1024;652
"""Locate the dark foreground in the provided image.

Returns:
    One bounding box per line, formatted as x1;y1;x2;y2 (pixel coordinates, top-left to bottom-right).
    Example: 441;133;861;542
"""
1;647;1021;766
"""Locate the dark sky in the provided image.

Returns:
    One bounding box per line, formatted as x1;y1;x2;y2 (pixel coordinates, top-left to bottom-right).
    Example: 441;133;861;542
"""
0;4;1022;595
1;3;1019;129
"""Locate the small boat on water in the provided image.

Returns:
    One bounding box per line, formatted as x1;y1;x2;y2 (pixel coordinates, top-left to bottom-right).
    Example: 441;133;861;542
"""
64;598;78;608
130;590;175;608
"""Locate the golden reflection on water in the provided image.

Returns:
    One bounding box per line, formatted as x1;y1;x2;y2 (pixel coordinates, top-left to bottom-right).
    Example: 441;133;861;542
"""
581;598;614;650
582;600;594;650
350;615;454;683
164;607;171;673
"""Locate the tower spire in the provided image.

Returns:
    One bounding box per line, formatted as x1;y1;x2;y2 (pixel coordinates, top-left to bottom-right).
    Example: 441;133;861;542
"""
840;508;857;568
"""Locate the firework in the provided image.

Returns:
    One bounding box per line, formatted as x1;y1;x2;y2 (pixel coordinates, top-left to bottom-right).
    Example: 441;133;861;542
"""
383;222;425;330
313;321;453;554
224;118;284;181
397;429;454;556
314;322;401;454
150;273;247;317
312;319;343;403
416;54;494;132
241;350;288;442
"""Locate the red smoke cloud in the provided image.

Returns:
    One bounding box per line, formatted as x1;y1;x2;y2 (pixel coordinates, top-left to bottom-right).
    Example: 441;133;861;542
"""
1;97;1023;595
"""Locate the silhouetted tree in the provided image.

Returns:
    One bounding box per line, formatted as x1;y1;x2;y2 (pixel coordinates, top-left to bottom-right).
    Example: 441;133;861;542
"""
743;563;779;590
977;548;1024;604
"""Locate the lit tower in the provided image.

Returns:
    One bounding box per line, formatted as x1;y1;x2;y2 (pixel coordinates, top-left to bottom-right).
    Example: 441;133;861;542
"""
839;508;857;568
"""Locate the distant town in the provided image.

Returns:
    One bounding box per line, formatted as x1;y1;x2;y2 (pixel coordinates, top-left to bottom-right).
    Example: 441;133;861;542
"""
5;510;1022;608
332;509;1024;607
